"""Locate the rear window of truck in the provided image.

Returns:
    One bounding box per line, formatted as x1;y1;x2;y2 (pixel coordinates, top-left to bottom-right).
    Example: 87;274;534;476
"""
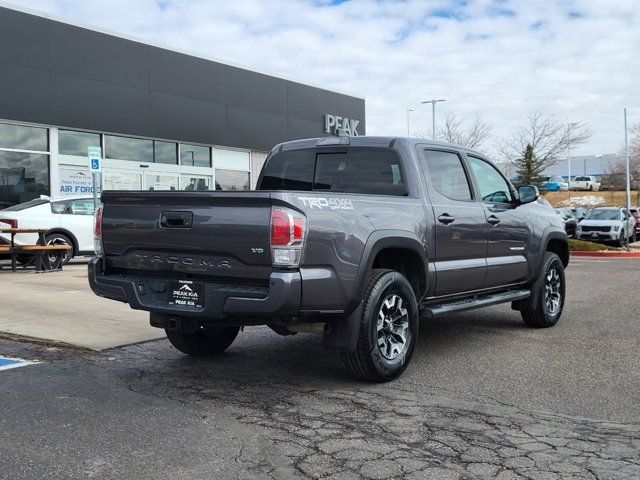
259;148;407;196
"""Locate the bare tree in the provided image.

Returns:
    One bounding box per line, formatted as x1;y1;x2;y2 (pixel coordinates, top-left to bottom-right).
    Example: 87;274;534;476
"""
438;113;493;150
412;113;493;150
605;122;640;187
497;113;591;183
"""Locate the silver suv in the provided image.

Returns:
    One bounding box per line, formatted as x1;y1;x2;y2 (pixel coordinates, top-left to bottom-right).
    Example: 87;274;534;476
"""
576;207;637;246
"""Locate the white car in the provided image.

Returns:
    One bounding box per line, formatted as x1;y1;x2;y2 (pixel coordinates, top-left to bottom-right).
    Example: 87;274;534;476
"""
576;207;636;246
0;196;98;263
569;175;601;191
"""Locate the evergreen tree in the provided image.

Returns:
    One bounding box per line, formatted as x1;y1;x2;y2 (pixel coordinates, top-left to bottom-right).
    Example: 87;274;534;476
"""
514;144;545;185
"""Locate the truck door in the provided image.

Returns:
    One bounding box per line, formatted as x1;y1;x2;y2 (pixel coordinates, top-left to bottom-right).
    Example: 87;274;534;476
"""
421;148;488;296
465;155;529;288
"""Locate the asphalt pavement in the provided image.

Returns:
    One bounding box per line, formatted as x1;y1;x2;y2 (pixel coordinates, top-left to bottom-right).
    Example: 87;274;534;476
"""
0;258;638;479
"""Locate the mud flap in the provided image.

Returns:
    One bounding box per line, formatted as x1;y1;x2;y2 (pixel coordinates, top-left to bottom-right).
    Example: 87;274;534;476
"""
322;304;362;353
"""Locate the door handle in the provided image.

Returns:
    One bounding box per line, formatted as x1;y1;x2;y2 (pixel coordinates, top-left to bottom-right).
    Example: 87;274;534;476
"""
487;215;501;225
438;213;455;225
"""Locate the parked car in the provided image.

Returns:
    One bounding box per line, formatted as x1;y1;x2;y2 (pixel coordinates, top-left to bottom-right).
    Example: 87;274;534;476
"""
569;175;601;191
89;136;569;382
630;207;640;237
0;196;97;263
576;207;637;246
541;176;569;191
555;209;577;237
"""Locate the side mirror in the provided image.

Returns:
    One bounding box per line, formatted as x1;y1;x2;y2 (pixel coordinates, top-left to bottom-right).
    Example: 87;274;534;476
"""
518;185;539;204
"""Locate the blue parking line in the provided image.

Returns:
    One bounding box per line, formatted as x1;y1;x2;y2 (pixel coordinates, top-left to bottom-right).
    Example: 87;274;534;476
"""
0;356;38;371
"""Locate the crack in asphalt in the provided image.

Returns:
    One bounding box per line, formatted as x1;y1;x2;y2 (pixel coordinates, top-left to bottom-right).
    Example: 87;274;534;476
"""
110;346;640;480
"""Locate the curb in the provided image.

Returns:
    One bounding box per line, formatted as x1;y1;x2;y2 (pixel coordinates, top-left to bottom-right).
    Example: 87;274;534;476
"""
571;250;640;258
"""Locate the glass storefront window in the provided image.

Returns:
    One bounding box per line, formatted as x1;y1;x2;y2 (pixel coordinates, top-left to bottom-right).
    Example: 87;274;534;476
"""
0;151;49;208
105;135;178;164
105;135;153;163
0;123;48;152
215;169;250;191
182;175;211;191
102;171;142;190
59;130;101;157
146;175;179;190
154;141;178;165
181;144;210;167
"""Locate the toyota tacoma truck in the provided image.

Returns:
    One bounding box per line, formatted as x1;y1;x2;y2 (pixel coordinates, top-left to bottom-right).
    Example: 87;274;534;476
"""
89;137;569;382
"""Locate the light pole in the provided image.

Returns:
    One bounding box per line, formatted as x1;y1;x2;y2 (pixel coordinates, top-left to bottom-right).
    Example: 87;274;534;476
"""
406;107;414;137
567;144;571;185
421;99;446;140
566;121;579;184
624;108;631;246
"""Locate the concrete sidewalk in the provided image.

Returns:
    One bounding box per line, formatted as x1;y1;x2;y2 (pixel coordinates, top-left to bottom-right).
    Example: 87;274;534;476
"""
0;259;163;350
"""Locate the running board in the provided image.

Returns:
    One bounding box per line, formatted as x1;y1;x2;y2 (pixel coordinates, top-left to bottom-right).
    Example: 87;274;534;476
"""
421;289;531;318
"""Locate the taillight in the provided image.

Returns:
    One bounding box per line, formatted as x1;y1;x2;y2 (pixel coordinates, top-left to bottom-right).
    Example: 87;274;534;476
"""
93;206;103;256
270;207;306;267
0;218;18;229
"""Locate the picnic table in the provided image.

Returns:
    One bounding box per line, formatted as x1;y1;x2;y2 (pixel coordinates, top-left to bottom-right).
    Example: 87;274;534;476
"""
0;227;71;273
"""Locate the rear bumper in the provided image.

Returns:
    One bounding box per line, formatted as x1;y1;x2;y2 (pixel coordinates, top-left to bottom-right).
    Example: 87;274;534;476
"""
88;257;301;321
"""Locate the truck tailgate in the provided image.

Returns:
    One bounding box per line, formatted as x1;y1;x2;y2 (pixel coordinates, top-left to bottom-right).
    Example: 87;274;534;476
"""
101;191;273;282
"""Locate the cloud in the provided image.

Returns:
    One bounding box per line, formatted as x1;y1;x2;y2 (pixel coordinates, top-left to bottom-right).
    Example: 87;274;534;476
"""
9;0;640;156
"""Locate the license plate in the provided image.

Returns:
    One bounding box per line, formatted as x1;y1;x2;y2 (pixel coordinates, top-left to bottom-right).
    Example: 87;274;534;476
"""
169;280;203;308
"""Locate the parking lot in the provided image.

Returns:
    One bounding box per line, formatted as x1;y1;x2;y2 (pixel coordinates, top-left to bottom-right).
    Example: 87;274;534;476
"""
0;258;638;479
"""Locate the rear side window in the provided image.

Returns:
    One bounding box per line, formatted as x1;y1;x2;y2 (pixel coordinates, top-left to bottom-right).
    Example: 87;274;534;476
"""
423;150;472;201
51;201;67;213
259;148;406;196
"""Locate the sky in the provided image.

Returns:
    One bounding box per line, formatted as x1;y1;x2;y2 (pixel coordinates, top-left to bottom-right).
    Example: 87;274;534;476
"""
8;0;640;157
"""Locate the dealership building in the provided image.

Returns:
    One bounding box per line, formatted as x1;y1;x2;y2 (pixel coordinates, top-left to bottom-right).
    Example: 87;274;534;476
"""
0;4;365;208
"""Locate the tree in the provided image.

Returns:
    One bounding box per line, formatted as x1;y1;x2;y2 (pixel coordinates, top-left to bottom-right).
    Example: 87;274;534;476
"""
498;113;591;181
605;122;640;188
514;144;545;185
412;113;493;150
438;113;493;150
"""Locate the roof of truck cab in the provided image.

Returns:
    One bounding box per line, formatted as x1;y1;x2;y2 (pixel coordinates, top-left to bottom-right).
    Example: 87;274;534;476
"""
275;136;484;156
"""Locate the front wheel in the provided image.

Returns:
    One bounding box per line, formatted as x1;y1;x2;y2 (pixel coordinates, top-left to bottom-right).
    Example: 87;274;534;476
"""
615;230;625;247
165;326;240;356
341;269;419;382
520;252;565;328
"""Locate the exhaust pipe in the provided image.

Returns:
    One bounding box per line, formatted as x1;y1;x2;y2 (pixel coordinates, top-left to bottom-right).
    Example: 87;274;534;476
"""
286;323;330;334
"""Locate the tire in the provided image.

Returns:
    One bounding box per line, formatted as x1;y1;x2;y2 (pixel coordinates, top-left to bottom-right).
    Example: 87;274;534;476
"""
630;230;637;244
45;232;74;265
521;252;565;328
341;269;419;382
615;230;625;247
165;326;240;356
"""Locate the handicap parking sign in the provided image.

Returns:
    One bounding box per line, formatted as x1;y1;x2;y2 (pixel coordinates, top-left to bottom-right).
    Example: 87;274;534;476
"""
88;146;102;173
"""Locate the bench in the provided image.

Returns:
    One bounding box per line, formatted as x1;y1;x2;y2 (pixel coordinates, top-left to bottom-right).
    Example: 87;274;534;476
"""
15;244;72;272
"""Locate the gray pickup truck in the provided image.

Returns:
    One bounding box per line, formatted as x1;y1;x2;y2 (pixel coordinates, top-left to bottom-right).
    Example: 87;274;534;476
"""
89;137;569;382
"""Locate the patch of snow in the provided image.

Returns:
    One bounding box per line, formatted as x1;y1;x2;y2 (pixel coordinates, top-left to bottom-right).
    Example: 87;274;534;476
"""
562;195;606;207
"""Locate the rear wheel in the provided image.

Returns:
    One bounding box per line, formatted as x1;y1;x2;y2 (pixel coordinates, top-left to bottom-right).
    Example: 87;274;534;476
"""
45;233;74;264
165;326;240;356
630;230;637;243
341;269;419;382
520;252;565;328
